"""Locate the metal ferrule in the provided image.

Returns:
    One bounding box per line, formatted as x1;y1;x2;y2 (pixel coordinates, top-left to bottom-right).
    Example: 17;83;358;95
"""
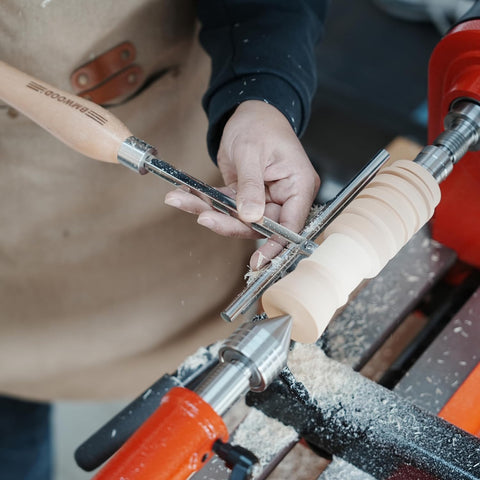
117;136;156;175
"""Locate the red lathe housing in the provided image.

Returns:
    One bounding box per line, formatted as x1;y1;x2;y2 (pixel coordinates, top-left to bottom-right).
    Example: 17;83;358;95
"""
430;19;480;267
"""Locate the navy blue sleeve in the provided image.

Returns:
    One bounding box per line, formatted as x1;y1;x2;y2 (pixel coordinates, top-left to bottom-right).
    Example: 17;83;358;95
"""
196;0;328;161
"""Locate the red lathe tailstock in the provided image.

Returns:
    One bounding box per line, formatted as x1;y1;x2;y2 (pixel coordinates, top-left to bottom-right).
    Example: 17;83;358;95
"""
92;387;228;480
90;315;292;480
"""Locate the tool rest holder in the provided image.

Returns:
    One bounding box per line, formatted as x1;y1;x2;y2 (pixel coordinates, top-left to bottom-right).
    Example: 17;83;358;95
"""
262;160;440;343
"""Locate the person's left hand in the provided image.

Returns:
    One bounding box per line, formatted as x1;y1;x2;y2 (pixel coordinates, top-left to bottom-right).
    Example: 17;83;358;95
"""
164;100;320;270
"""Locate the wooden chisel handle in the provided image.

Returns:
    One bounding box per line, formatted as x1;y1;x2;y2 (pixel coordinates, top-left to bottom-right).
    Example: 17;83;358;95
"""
0;60;132;164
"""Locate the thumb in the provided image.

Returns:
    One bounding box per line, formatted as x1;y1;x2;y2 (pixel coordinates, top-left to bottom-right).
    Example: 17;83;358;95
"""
234;150;266;222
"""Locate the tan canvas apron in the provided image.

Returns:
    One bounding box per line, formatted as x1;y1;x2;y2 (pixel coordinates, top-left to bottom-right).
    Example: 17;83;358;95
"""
0;0;252;400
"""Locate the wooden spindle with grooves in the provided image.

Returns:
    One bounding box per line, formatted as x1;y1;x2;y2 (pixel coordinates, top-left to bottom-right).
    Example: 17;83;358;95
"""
262;160;441;343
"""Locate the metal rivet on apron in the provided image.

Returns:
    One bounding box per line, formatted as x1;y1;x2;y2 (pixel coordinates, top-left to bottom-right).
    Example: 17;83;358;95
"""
121;49;131;61
77;73;89;87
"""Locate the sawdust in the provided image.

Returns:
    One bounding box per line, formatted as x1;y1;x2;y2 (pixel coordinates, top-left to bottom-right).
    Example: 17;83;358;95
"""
191;401;319;480
244;255;285;285
176;341;221;378
285;343;480;479
321;457;375;479
244;204;324;285
288;343;364;406
231;408;298;477
305;203;324;226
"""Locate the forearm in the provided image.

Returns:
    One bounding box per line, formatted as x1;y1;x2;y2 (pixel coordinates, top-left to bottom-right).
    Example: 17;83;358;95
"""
196;0;328;160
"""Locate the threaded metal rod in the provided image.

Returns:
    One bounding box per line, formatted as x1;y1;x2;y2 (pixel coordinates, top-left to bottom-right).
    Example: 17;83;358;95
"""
415;100;480;182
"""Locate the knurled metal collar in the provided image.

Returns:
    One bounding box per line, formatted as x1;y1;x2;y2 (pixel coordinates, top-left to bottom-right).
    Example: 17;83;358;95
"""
446;99;480;151
117;136;156;174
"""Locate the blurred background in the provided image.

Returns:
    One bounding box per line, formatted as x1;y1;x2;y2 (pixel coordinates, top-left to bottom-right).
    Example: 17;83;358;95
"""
305;0;474;203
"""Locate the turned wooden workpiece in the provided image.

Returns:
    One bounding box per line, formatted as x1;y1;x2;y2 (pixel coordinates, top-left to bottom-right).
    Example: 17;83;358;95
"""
262;160;441;343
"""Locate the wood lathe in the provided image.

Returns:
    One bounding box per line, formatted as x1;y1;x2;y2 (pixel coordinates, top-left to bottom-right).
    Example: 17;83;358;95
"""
2;4;480;479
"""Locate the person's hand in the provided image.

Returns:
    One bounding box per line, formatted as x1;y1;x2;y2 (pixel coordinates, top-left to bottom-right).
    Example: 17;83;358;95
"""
164;100;320;270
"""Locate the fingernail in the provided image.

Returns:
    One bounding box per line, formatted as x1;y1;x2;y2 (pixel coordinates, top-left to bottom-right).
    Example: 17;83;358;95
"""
251;251;269;270
238;201;263;222
164;197;181;208
198;217;215;229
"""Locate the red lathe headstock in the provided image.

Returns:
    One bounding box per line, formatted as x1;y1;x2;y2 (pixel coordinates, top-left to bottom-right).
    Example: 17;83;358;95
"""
430;8;480;267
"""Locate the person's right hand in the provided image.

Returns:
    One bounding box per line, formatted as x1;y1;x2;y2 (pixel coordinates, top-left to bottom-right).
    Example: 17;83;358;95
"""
165;100;320;270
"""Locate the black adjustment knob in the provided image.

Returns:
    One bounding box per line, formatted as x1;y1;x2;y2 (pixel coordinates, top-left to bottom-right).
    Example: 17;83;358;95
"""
213;439;259;480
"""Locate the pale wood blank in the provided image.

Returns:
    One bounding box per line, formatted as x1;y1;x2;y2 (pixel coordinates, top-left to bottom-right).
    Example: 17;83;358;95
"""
262;160;440;343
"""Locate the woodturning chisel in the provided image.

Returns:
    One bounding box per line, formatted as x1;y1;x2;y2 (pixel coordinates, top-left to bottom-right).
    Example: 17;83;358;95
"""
0;60;313;251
